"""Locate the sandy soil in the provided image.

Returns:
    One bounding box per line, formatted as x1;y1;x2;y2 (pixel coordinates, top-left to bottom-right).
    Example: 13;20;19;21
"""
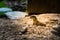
0;13;60;40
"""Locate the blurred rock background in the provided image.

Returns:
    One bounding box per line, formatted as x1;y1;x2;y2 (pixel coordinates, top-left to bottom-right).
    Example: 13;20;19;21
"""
4;0;27;12
0;0;27;19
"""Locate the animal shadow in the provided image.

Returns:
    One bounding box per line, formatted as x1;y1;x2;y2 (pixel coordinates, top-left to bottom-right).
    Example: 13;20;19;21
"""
51;27;60;37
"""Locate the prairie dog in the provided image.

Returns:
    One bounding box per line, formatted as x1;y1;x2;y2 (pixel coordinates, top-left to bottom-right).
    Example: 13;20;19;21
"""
30;16;46;26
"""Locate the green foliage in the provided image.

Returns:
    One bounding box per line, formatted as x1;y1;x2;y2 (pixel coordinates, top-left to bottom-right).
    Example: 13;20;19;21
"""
0;1;6;16
0;12;5;16
0;1;6;8
0;1;7;16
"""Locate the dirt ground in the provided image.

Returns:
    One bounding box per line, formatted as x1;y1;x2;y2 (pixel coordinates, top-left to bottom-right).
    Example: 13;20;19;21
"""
0;13;60;40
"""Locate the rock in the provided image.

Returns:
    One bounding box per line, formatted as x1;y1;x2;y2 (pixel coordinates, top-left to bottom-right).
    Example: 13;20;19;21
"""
5;11;28;19
0;8;12;12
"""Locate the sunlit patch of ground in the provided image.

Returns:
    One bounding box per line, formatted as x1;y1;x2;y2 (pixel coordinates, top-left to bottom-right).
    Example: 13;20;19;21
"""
0;13;60;40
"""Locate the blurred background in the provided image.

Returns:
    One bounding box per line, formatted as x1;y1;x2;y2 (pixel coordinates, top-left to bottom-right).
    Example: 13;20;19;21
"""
0;0;27;11
0;0;27;18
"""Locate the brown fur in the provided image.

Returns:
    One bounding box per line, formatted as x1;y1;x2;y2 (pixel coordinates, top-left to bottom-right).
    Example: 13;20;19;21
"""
30;16;46;26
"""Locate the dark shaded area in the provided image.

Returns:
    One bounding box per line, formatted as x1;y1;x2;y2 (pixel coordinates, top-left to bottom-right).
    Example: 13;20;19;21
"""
0;0;3;2
11;5;26;12
0;15;8;19
51;31;60;37
28;0;59;13
51;27;60;37
28;13;41;15
28;13;59;16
